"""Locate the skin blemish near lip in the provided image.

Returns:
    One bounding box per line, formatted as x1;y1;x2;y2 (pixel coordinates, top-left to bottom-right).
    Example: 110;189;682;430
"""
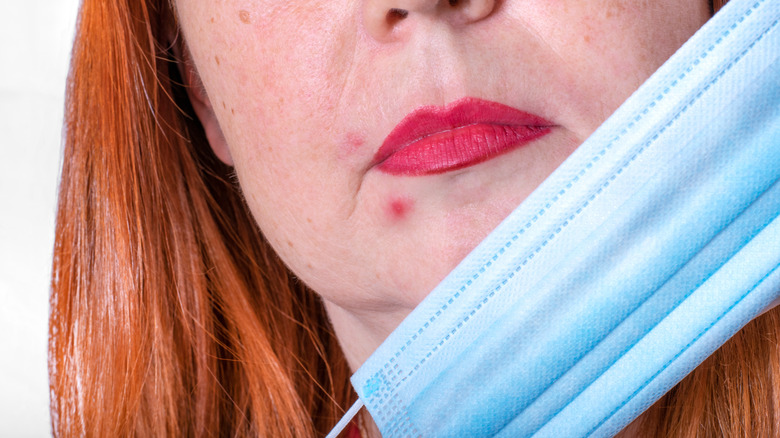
386;196;415;222
338;132;366;160
239;10;251;24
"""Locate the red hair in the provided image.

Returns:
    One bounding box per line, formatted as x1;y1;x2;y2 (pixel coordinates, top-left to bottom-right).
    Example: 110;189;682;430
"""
50;0;351;435
631;311;780;437
51;0;779;436
713;0;729;13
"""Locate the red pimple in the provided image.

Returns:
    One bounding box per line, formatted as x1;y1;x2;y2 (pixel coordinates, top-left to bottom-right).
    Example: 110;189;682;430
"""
338;132;366;159
347;133;364;148
387;196;414;222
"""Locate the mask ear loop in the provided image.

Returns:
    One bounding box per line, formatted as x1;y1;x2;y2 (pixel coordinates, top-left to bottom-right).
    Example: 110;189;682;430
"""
325;399;364;438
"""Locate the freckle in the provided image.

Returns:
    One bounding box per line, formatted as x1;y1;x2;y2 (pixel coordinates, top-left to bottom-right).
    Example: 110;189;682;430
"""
239;10;251;24
286;240;293;248
583;34;591;44
306;263;313;269
214;55;220;65
386;196;414;222
306;218;313;223
222;101;226;109
231;108;235;115
210;17;215;23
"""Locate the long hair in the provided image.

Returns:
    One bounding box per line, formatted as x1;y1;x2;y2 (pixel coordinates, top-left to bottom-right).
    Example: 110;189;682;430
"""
50;0;780;436
49;0;351;436
632;310;780;437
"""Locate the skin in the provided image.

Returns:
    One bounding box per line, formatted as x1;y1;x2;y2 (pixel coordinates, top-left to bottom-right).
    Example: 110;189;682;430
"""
176;0;710;380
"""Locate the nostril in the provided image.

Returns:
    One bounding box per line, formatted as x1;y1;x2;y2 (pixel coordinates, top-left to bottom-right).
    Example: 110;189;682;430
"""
448;0;458;6
387;8;409;25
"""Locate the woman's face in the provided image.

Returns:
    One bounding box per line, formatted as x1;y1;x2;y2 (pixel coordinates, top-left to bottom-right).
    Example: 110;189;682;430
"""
176;0;709;365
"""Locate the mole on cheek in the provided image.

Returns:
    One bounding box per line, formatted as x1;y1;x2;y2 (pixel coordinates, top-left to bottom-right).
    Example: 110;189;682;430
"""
386;196;415;222
238;10;251;24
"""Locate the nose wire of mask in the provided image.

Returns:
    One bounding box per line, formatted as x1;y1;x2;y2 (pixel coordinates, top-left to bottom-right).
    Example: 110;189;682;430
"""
326;0;780;436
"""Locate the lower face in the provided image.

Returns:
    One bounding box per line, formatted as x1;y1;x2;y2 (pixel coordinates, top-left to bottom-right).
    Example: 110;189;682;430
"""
175;0;710;363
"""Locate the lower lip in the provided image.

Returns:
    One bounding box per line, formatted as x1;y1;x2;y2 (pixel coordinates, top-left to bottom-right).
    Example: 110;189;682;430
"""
376;123;552;176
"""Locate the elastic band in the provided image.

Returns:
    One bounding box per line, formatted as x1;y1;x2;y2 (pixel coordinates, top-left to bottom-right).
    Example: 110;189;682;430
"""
325;399;364;438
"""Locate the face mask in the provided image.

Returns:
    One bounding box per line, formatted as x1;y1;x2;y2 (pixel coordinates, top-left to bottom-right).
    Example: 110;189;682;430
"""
328;0;780;436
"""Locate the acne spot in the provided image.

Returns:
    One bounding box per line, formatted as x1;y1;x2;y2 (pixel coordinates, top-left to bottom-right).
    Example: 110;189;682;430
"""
214;55;220;65
346;132;364;148
386;196;415;222
210;17;215;23
583;34;591;44
338;132;366;159
239;10;251;24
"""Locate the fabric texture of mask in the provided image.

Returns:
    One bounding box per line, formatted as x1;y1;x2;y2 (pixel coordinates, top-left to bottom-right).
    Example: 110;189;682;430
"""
329;0;780;436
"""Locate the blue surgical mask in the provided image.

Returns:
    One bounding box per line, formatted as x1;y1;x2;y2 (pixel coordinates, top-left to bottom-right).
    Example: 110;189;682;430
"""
328;0;780;436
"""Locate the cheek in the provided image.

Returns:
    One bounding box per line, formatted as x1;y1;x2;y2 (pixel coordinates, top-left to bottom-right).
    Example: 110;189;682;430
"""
254;6;357;124
190;2;359;145
186;3;365;218
520;0;708;133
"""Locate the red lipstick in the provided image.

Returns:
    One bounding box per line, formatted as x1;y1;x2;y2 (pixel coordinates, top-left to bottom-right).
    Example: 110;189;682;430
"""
373;97;553;176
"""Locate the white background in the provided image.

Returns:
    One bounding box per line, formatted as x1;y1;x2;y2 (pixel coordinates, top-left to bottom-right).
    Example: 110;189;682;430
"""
1;0;81;435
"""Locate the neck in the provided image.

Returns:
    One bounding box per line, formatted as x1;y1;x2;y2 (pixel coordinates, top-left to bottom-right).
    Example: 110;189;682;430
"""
323;299;411;371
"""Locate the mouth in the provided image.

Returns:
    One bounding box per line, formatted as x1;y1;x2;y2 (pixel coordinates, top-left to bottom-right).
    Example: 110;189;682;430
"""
372;97;554;176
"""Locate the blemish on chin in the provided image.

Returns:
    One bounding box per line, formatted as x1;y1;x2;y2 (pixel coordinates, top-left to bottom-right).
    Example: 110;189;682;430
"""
386;196;415;223
238;10;251;24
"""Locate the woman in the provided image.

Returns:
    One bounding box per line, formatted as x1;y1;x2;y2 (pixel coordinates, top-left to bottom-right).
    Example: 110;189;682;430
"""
50;0;780;436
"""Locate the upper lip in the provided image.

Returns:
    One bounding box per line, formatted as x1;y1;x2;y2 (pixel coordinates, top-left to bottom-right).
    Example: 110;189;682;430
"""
372;97;554;167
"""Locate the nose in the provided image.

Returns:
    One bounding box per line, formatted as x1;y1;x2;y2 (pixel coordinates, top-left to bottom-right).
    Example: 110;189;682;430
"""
363;0;497;41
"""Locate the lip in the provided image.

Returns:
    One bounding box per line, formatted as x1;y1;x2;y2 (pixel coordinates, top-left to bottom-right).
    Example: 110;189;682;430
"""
372;97;554;176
